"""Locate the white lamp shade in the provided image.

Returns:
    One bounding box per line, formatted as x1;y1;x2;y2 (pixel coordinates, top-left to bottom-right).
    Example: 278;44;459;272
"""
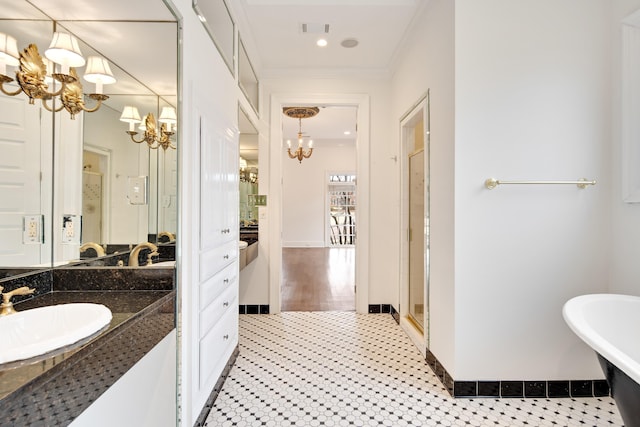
83;56;116;85
119;106;141;123
45;32;85;68
0;32;19;67
239;157;248;169
158;106;177;125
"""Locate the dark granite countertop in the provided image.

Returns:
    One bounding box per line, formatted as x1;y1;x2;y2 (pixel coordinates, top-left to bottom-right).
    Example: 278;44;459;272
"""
0;289;175;425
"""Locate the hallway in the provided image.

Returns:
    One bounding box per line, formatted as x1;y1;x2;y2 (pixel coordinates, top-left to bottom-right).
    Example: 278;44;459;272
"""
281;248;355;312
207;312;622;426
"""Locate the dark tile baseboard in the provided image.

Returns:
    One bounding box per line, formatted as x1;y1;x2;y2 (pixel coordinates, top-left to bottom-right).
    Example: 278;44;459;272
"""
368;304;392;314
426;349;609;398
451;379;609;398
194;345;239;427
239;304;270;314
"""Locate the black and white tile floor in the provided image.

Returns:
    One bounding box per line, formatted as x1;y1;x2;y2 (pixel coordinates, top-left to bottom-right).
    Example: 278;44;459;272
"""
207;312;623;426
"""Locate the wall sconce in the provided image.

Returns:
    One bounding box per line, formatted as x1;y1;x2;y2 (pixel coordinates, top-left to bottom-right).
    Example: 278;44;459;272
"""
120;105;177;150
0;31;115;119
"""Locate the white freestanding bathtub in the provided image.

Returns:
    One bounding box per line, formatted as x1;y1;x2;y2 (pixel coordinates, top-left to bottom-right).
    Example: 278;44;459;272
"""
563;294;640;427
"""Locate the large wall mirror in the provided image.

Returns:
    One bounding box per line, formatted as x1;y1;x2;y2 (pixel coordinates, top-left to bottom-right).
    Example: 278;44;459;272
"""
0;0;178;279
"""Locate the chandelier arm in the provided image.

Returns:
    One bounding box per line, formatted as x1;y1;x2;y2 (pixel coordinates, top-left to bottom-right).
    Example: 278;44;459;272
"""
127;131;147;144
303;148;314;159
42;98;65;113
0;79;22;97
80;97;105;114
287;148;299;159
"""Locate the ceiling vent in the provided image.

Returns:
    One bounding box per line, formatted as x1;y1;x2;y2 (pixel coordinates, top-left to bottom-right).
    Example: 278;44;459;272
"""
301;23;330;34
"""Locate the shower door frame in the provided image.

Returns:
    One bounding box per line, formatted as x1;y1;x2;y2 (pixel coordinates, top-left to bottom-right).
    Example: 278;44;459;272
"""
399;93;430;356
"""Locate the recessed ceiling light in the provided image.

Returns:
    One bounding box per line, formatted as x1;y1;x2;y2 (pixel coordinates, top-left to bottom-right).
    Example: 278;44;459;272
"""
341;38;359;48
316;39;328;47
344;131;351;135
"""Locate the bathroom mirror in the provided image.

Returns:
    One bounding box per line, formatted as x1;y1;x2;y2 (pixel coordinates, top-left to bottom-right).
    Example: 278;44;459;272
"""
239;107;259;225
0;0;178;275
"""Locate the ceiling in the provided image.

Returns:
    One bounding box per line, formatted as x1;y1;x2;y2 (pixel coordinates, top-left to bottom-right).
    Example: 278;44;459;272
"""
231;0;427;155
230;0;427;76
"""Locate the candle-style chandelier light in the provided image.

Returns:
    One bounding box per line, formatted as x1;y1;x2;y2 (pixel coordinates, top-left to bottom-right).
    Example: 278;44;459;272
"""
0;31;115;119
283;106;319;163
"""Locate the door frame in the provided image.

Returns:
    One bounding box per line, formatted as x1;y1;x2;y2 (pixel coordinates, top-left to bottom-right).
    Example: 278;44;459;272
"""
399;92;430;355
269;93;370;313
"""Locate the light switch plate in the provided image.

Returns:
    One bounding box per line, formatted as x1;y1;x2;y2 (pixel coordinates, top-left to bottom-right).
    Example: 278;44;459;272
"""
127;176;148;205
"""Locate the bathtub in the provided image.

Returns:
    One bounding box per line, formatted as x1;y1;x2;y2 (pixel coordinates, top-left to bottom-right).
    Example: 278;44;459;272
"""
563;294;640;427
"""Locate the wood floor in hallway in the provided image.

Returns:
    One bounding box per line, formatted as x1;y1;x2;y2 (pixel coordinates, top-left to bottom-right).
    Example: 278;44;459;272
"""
281;247;355;311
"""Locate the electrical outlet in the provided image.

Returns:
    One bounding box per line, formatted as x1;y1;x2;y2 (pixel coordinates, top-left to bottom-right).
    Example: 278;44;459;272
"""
23;215;43;244
62;215;81;244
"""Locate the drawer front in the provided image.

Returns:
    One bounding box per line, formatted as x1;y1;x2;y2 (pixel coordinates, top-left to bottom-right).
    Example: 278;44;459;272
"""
199;260;238;311
199;304;238;388
199;240;238;282
199;283;238;340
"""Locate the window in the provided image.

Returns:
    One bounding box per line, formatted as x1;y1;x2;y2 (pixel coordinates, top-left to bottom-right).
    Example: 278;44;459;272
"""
327;174;356;246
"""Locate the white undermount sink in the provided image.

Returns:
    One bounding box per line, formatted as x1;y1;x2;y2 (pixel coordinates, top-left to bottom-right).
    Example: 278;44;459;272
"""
0;303;112;366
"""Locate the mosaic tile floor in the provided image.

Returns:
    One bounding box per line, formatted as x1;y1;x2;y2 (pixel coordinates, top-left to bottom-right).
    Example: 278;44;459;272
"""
207;312;623;426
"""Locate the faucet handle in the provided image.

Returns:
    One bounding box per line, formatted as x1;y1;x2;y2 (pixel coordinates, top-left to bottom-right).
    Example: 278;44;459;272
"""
146;251;160;265
1;286;35;316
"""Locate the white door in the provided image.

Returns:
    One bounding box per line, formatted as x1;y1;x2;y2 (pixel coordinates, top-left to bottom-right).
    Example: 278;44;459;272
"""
0;94;46;266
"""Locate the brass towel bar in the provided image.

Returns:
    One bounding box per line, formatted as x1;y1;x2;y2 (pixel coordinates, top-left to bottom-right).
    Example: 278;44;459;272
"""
484;178;596;190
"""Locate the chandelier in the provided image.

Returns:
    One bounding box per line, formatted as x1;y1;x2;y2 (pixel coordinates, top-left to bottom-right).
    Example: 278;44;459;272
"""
0;31;115;119
283;106;319;163
120;105;177;150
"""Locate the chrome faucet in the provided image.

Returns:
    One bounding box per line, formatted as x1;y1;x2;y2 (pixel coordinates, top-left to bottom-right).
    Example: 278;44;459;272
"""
0;285;35;316
79;242;106;257
128;242;159;267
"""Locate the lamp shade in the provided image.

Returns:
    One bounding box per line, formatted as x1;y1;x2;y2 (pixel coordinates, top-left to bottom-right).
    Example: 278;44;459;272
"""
239;157;248;169
0;32;19;68
83;56;116;85
120;106;141;123
158;106;177;125
45;32;85;68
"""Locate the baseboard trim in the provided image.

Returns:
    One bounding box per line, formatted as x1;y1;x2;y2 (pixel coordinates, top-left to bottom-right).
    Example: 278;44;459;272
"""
239;304;270;314
194;345;240;426
425;348;610;398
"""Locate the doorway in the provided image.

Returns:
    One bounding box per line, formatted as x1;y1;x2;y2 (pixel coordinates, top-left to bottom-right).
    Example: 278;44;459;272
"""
399;93;430;355
280;107;357;312
269;94;371;313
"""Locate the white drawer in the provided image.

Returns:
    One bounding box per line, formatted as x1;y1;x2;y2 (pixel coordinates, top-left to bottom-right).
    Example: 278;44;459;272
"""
199;240;238;282
199;260;238;311
199;304;238;388
199;283;237;340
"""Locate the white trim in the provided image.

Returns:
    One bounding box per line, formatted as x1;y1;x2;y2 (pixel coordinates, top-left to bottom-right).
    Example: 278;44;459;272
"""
621;18;640;202
269;93;370;313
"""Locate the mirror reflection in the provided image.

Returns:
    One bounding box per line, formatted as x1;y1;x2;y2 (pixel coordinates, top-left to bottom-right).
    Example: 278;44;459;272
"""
0;0;177;277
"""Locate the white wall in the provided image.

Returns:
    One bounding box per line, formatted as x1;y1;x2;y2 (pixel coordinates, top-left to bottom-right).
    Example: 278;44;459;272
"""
282;141;356;247
454;0;611;380
390;0;456;374
611;0;640;296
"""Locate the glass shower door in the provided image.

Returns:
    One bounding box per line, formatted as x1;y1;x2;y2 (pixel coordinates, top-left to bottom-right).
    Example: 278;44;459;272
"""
408;149;425;331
